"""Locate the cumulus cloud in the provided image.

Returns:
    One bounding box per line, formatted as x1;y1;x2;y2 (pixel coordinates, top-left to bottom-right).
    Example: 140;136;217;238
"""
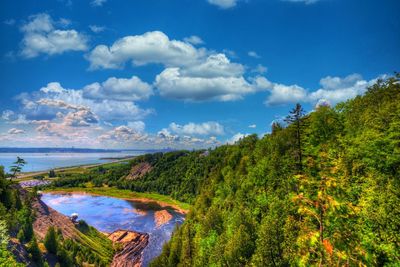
99;126;147;142
86;31;206;69
21;82;153;122
83;76;153;101
20;13;88;58
127;121;145;132
169;121;224;136
8;128;25;135
261;74;382;106
227;132;249;144
87;31;263;102
156;128;220;147
208;0;239;9
155;54;263;101
183;35;204;45
156;68;256;101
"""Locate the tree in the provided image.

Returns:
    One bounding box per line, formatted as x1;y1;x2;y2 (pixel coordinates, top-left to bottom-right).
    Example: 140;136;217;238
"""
48;170;56;178
10;157;27;179
284;103;306;172
44;226;58;254
28;236;43;265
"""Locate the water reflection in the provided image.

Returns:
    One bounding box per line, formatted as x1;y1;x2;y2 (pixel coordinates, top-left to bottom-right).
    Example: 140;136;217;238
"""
41;193;185;266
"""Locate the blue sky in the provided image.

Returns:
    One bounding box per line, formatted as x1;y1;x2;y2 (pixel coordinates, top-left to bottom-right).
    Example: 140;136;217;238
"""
0;0;399;149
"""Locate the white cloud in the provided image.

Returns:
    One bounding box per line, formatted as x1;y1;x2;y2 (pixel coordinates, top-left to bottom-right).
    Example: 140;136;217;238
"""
248;124;256;128
89;25;105;33
20;13;88;58
91;0;107;6
99;126;147;142
86;31;207;70
83;76;153;101
1;110;15;120
183;35;204;45
155;54;263;102
22;82;153;122
8;128;25;135
248;51;261;58
262;74;382;106
169;121;224;136
127;121;145;132
87;31;264;102
265;82;308;106
208;0;238;9
227;132;249;144
181;53;245;78
156;67;255;101
62;109;99;127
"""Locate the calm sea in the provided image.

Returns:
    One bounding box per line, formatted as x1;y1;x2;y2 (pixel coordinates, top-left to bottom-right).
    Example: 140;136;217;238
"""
0;152;146;172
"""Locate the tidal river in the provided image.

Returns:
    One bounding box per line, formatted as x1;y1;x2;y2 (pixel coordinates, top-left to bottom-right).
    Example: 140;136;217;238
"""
41;193;185;266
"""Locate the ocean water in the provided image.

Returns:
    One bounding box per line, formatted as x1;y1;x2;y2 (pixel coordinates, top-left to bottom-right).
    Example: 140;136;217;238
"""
0;152;145;172
42;193;185;266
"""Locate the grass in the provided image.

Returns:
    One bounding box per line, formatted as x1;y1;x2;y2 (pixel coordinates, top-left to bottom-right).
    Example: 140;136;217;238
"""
44;186;191;211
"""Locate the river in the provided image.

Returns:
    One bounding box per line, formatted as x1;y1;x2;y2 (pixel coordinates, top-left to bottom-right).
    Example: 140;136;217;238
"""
41;192;185;266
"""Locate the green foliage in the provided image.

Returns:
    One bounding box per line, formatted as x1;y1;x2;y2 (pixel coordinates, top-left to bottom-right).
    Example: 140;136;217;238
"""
28;236;43;265
44;226;58;254
10;156;27;178
48;170;56;178
151;74;400;266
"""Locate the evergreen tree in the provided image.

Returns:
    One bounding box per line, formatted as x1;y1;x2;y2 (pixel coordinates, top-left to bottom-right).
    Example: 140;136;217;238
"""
44;226;58;254
10;157;27;179
284;103;307;172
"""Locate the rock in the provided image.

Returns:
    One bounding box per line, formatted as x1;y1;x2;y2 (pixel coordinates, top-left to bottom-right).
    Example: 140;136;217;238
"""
32;197;77;240
154;210;173;228
8;238;34;267
126;162;152;180
109;230;149;267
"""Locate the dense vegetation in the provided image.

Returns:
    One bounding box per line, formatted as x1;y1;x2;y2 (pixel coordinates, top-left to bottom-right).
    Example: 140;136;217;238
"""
43;222;114;267
149;74;400;266
48;150;219;204
0;165;114;266
21;74;400;266
0;166;35;266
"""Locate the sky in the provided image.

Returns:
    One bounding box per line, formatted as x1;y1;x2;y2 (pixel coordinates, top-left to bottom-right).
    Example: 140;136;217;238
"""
0;0;399;149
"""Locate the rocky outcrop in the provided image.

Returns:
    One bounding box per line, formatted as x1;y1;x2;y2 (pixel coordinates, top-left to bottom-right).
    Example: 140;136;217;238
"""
32;197;77;240
109;230;149;267
154;210;173;228
126;162;152;180
8;238;34;267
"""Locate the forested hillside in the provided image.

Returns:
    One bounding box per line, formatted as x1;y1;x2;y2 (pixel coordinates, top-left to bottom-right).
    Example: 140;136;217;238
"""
149;74;400;266
36;74;399;266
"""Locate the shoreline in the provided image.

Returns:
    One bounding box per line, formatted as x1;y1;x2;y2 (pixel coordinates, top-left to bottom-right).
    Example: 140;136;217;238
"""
43;188;190;214
16;156;137;179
